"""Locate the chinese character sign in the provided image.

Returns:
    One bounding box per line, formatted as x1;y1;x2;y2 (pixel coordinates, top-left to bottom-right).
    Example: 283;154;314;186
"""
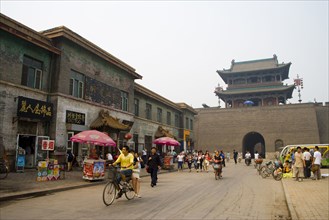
41;140;55;151
66;110;86;125
17;96;53;121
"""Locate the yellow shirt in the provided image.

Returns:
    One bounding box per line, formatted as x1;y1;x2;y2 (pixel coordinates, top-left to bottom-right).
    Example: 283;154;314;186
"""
115;153;134;170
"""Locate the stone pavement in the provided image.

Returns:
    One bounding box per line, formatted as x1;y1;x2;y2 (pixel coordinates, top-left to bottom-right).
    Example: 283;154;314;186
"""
0;165;328;220
282;169;329;220
0;166;175;202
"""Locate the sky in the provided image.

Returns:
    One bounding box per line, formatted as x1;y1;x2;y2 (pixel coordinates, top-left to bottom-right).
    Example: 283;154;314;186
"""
1;1;328;108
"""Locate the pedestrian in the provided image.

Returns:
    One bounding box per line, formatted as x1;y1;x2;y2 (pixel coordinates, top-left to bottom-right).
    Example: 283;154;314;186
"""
303;147;311;178
204;151;211;173
220;150;225;167
294;146;305;182
193;151;198;170
147;147;162;187
131;150;142;198
106;152;113;166
177;152;185;172
226;152;230;163
312;146;322;180
233;150;238;164
186;153;193;172
196;151;203;172
67;150;74;171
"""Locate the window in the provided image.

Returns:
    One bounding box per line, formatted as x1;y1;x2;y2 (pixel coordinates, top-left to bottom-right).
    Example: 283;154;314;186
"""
21;55;43;89
275;139;284;152
121;91;128;111
146;103;152;120
157;108;162;123
134;99;139;116
185;117;189;129
190;119;193;130
167;111;171;125
69;70;85;98
175;114;179;127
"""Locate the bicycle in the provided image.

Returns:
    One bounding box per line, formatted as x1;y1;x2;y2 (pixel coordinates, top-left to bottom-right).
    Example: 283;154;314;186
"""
260;161;283;181
0;158;9;179
103;166;135;206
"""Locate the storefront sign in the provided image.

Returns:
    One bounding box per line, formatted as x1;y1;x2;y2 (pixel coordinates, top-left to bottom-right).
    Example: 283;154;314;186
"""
17;96;53;120
66;110;85;125
42;140;55;151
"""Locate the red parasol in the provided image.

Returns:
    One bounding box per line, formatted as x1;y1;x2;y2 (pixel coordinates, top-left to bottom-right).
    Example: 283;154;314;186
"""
153;137;180;146
70;130;116;147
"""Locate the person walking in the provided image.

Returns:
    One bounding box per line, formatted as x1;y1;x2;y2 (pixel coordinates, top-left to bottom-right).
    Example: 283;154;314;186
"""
204;151;211;173
220;150;225;167
177;152;185;172
147;147;162;187
294;146;305;182
233;150;238;164
303;147;312;178
186;153;193;172
312;146;322;180
67;150;74;171
131;150;142;198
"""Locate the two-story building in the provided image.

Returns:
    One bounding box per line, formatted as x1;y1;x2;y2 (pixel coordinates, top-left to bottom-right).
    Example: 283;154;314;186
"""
0;13;197;170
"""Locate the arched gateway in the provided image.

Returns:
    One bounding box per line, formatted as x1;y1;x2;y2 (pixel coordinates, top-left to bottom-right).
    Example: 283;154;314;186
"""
242;132;266;158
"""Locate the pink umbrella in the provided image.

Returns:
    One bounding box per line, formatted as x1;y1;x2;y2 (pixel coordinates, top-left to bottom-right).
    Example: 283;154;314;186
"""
153;137;180;146
70;130;116;147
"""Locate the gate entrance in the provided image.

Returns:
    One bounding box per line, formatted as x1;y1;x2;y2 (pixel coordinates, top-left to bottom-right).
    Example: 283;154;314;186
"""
242;132;265;158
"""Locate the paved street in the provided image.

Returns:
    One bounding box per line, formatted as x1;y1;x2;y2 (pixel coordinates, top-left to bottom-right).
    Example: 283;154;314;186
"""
0;162;289;220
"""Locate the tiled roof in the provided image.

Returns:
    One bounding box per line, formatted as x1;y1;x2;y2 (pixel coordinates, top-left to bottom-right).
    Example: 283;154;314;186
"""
215;85;295;96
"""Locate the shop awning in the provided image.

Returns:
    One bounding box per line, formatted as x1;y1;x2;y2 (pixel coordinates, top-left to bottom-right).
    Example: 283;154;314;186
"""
90;110;131;131
154;126;175;139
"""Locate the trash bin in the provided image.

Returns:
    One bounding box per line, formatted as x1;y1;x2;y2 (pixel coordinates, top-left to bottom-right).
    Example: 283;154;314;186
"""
16;147;26;172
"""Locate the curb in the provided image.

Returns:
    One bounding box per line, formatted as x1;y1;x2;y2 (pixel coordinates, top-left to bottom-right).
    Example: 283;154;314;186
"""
281;179;298;220
0;169;176;203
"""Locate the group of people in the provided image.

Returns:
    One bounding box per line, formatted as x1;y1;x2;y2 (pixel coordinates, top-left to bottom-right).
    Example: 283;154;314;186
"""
174;149;240;174
283;146;322;181
110;146;162;199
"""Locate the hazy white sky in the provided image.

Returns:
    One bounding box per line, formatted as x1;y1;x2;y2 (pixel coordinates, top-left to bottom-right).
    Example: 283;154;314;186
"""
1;1;328;108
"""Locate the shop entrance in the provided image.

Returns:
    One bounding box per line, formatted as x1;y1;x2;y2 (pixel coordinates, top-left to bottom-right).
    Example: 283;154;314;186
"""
242;132;266;158
17;134;49;168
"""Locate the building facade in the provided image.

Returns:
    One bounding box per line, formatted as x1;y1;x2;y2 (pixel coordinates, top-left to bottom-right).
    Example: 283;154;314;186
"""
0;14;196;170
195;56;329;158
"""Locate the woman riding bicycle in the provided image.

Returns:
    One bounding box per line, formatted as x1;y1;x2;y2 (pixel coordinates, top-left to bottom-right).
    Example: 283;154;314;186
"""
212;151;223;179
110;146;134;199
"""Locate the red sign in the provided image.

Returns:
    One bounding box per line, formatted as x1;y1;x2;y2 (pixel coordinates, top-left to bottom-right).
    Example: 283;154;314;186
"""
42;140;55;151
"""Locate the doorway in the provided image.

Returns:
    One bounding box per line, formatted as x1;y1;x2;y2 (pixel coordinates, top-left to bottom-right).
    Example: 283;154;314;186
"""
17;134;49;168
242;132;266;158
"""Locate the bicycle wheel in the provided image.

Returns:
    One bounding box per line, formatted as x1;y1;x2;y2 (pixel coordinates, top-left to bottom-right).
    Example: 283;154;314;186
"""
260;167;267;178
103;182;116;206
274;171;283;181
124;180;135;200
0;165;8;179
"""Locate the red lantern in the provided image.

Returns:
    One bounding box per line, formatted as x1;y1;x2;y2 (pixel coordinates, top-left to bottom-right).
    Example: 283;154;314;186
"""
124;133;132;140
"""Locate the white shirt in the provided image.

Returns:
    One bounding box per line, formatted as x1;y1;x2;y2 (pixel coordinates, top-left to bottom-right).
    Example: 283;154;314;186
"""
313;151;322;165
177;155;185;162
245;153;251;158
303;151;311;161
107;153;113;161
254;153;259;160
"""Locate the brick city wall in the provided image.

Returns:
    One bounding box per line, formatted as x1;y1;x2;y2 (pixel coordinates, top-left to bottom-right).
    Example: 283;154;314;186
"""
194;103;327;156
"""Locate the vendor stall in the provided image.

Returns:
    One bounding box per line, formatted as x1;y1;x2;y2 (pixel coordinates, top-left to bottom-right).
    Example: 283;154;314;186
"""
83;158;106;180
70;130;116;181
